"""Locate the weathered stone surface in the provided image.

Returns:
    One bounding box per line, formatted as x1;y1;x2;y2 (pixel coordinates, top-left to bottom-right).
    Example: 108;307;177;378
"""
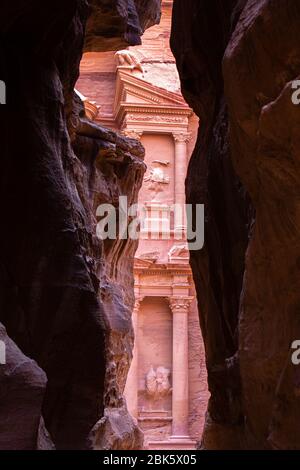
0;323;48;450
91;404;143;450
0;0;159;450
85;0;161;52
37;418;56;451
172;0;300;450
224;0;300;449
171;0;251;449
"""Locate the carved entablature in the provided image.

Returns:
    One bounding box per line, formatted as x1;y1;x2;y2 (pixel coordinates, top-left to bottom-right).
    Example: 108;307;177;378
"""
124;113;190;133
126;113;188;124
133;266;193;301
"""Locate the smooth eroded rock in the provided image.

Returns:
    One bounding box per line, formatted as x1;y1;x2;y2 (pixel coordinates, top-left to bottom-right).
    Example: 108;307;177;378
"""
0;323;48;450
172;0;300;450
0;0;160;450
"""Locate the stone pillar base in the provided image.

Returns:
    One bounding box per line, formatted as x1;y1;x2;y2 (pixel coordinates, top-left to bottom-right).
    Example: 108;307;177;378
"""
147;438;197;450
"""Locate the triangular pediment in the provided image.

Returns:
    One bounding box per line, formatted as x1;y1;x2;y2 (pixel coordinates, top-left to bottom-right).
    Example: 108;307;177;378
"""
115;69;188;110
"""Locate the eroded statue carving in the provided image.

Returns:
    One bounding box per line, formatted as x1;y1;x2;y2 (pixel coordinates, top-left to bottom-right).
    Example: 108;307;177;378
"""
144;165;170;201
144;167;170;185
115;50;144;75
146;366;171;399
139;251;160;262
168;243;189;260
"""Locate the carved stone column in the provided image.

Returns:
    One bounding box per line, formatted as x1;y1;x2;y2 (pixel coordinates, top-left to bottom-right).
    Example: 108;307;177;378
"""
173;133;191;237
169;296;193;438
124;299;140;419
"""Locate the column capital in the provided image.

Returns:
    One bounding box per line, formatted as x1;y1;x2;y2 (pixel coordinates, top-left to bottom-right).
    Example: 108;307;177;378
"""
173;132;192;144
169;296;193;313
123;129;143;140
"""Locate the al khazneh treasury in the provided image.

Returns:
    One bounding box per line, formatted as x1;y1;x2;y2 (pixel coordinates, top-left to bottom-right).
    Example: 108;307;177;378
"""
77;0;209;450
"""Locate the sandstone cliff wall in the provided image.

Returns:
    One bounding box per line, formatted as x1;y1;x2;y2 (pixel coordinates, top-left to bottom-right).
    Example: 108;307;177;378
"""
171;0;300;449
0;0;161;450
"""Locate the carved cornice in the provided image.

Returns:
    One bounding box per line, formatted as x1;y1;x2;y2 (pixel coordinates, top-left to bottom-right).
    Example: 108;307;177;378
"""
134;266;192;276
126;86;163;105
169;297;194;313
126;112;188;124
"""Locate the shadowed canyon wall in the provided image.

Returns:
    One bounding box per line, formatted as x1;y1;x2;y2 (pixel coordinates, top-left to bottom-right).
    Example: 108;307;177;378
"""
0;0;161;450
171;0;300;449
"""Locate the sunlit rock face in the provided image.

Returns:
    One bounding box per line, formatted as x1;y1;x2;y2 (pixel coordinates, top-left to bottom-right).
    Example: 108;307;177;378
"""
171;0;300;450
0;0;160;450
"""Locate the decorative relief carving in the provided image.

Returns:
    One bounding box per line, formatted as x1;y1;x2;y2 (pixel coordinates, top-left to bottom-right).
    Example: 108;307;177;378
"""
139;252;160;262
144;159;170;201
169;297;193;312
173;132;192;143
138;274;171;285
144;167;170;185
168;244;189;261
126;87;161;104
146;366;172;399
126;114;188;124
